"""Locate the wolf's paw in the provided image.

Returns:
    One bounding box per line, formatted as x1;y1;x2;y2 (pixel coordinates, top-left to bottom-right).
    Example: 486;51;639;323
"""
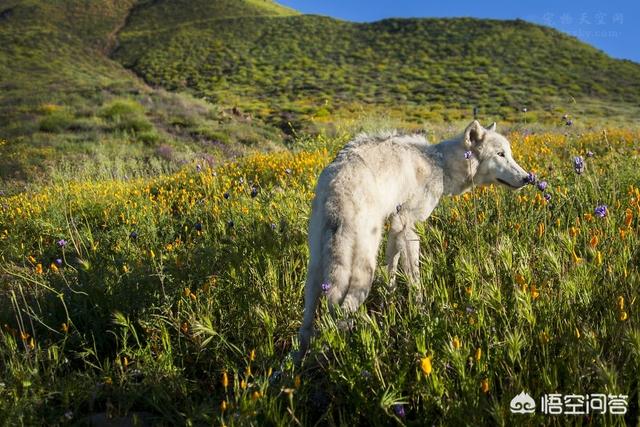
336;318;355;332
413;292;424;305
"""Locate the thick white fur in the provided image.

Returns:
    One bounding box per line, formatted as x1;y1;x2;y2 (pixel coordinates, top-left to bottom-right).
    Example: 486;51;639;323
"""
297;121;529;359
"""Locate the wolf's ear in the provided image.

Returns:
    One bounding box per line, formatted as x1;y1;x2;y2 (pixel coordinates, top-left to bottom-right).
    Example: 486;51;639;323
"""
464;120;486;149
487;122;496;132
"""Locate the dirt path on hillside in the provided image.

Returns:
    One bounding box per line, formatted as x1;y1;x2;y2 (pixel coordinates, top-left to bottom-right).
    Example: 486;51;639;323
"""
104;0;139;56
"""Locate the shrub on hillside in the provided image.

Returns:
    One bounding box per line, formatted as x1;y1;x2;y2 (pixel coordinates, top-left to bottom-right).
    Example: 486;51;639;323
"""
38;108;74;133
100;99;154;133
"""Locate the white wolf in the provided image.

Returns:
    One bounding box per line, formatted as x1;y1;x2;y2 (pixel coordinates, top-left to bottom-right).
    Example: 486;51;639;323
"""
297;120;529;358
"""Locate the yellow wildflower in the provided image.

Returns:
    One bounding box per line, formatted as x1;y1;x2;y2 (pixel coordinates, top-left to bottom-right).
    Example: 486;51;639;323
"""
222;371;229;388
569;226;579;238
420;356;432;375
595;251;603;266
452;336;461;350
530;284;540;300
572;250;583;265
624;208;633;227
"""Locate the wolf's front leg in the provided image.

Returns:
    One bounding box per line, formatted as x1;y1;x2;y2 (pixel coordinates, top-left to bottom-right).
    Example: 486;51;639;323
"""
401;226;422;301
385;214;404;289
400;226;420;282
386;216;422;301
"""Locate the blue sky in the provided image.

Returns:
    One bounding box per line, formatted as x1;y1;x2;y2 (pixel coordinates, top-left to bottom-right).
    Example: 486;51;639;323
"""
278;0;639;63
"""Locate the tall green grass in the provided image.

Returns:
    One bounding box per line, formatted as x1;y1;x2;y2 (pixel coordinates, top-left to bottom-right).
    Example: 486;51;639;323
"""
1;128;638;425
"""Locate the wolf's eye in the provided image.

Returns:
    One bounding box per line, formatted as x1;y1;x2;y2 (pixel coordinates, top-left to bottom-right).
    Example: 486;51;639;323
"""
497;151;505;157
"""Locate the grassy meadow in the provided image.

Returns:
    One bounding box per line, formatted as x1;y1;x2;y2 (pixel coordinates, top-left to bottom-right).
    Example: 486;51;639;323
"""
1;125;640;425
2;0;640;425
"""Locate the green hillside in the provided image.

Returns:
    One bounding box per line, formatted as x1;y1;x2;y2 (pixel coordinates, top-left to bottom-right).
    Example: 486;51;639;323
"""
0;0;288;189
2;0;640;190
115;3;640;125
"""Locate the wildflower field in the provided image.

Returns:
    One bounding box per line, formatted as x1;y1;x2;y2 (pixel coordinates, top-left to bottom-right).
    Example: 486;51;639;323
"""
1;127;640;425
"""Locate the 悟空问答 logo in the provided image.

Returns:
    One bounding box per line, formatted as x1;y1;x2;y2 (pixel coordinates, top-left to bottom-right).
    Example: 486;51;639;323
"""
510;391;536;414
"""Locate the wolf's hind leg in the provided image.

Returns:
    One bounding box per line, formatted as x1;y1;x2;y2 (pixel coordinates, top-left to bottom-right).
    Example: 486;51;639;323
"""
297;262;322;361
341;229;381;312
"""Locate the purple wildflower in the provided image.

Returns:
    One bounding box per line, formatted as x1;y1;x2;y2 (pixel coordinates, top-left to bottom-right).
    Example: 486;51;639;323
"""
544;193;552;202
195;222;202;231
55;258;63;267
321;282;331;295
196;164;202;172
223;192;230;200
566;119;573;126
393;404;406;418
537;181;548;191
250;186;259;198
464;150;473;160
57;239;68;248
586;151;594;157
594;204;608;218
270;223;277;231
129;231;138;240
573;156;585;174
525;172;536;185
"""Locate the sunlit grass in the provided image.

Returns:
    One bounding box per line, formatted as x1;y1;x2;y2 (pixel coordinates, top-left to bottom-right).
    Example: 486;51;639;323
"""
0;128;639;424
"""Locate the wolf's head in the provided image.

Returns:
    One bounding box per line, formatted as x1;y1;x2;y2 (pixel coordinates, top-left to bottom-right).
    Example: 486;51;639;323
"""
464;120;529;190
